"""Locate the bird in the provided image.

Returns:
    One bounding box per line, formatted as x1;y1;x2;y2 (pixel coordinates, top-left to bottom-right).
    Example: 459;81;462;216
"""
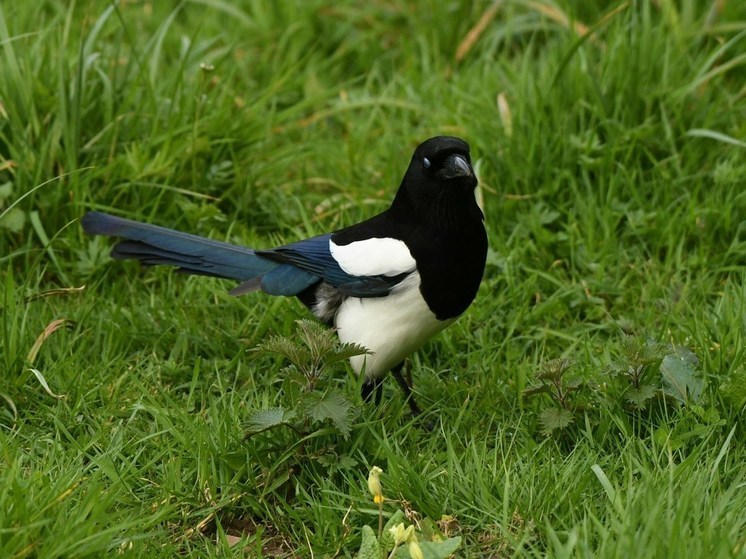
82;136;488;416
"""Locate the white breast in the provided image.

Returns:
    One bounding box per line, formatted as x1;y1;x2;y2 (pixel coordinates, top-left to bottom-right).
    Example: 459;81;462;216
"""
333;272;454;379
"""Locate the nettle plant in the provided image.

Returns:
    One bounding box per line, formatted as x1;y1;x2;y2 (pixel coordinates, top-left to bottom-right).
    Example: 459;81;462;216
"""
525;335;714;438
607;335;704;410
523;357;586;436
245;319;368;439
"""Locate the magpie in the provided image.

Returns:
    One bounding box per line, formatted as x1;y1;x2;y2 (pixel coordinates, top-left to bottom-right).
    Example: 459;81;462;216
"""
82;136;487;416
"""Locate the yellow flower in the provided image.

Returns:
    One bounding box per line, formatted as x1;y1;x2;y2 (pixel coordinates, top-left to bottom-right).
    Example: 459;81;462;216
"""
388;523;414;546
367;466;384;504
409;539;424;559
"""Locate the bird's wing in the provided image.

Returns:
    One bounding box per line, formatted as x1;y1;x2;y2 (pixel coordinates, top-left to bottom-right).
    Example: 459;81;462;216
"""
243;233;416;298
84;212;417;299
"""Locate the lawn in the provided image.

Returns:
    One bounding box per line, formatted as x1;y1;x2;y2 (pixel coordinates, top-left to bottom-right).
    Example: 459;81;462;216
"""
1;0;746;557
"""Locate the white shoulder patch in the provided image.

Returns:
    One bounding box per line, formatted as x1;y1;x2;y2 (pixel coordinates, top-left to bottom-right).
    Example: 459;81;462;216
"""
329;237;416;277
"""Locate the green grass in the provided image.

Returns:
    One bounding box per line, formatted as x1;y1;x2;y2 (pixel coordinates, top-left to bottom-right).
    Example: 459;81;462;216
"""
2;0;746;556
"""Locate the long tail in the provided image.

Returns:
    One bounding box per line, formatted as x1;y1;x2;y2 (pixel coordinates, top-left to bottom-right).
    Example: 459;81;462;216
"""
81;211;278;282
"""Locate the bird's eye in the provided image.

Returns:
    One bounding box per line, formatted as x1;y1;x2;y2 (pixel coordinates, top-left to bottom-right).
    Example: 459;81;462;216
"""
423;157;431;169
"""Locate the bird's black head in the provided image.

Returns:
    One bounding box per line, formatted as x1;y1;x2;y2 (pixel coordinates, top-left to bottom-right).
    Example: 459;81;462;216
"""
410;136;475;184
393;136;481;224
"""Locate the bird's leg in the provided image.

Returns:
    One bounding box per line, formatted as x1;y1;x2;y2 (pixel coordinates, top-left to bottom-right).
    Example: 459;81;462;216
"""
361;378;384;406
391;361;422;417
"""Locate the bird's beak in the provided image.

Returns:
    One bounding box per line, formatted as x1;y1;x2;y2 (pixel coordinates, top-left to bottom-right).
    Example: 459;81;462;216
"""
438;153;474;179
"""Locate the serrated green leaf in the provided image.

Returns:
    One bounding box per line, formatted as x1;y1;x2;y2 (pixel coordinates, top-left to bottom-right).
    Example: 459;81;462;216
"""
660;348;703;404
356;525;381;559
296;318;338;357
307;390;354;437
259;335;310;366
537;357;572;382
564;377;583;389
323;341;371;367
245;407;295;435
257;319;370;385
625;384;657;409
610;336;664;378
538;407;574;435
620;336;664;365
296;319;370;365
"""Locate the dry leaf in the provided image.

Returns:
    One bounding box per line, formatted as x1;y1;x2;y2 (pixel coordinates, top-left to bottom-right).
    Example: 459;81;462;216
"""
455;1;504;62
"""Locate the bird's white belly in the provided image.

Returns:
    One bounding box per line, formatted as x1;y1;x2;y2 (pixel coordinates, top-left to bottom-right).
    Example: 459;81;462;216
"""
334;272;454;379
